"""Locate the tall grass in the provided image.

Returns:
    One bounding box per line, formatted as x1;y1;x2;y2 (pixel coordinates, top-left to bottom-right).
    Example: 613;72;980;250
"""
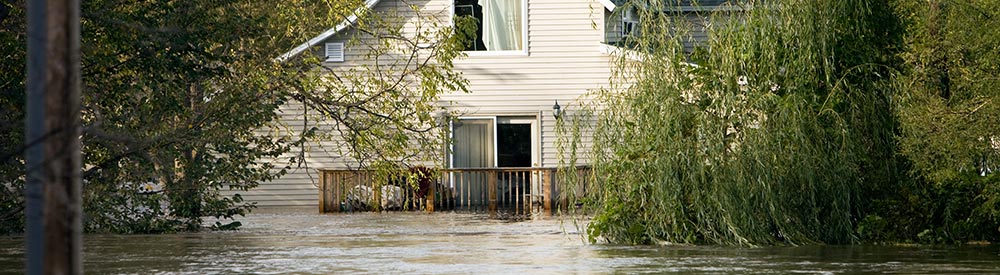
575;0;901;245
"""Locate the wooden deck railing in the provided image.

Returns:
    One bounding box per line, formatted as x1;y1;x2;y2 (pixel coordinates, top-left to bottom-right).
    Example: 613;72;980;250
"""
318;167;590;217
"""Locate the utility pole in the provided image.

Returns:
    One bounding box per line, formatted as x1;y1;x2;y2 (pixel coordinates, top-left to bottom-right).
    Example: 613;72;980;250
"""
25;0;83;274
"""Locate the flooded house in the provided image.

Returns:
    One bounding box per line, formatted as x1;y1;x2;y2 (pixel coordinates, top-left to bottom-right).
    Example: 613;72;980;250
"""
229;0;732;214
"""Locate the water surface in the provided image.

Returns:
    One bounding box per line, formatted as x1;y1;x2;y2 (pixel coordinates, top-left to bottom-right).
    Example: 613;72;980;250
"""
1;211;998;274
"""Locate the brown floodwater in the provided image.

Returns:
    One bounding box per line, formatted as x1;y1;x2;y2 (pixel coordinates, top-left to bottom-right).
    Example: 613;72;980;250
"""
1;211;999;274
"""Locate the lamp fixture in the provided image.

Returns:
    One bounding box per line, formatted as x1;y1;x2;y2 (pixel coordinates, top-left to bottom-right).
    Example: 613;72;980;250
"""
552;100;562;118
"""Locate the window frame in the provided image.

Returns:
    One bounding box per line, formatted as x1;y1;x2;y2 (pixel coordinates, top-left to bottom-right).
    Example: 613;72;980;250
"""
451;0;529;56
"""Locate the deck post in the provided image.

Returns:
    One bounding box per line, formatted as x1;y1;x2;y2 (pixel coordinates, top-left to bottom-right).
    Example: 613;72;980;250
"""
426;176;436;213
373;178;382;212
318;170;327;213
543;169;552;215
488;170;497;216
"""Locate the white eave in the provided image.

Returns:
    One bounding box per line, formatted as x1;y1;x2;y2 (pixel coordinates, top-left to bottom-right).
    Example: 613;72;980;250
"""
597;0;616;11
276;0;382;62
599;44;642;61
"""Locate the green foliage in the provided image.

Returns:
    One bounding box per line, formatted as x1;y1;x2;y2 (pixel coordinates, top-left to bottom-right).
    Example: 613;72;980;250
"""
578;0;903;246
866;172;999;243
894;0;1000;203
0;0;26;234
70;0;350;233
876;0;1000;243
1;0;468;233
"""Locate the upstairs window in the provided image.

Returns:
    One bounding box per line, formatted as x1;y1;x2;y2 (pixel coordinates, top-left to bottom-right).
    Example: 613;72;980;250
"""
454;0;525;52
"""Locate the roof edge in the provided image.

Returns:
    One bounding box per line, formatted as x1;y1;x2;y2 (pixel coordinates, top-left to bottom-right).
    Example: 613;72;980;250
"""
597;0;616;11
276;0;382;62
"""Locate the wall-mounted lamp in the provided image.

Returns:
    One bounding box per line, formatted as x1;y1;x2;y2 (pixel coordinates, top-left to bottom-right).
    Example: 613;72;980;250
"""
552;100;563;119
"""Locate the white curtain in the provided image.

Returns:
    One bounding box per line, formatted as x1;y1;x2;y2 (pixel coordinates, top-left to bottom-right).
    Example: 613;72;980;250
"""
453;119;494;168
480;0;523;51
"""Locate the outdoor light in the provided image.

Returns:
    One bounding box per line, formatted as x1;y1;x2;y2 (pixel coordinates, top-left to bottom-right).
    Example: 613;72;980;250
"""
552;100;562;119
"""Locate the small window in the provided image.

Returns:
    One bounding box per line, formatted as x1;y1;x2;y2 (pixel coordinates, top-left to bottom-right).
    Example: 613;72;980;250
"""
454;0;525;52
621;7;639;38
325;42;345;62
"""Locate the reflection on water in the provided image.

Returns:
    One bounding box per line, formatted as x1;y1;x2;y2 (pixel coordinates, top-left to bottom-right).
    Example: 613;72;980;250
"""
1;211;999;274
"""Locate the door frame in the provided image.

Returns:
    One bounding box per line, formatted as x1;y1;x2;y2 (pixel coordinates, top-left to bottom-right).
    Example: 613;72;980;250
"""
448;114;542;204
496;116;540;168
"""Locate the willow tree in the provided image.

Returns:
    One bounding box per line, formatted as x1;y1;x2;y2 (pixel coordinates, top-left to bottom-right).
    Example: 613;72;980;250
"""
579;0;901;245
0;0;468;233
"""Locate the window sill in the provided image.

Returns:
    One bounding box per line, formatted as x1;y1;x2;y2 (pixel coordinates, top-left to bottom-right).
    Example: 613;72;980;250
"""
463;50;529;57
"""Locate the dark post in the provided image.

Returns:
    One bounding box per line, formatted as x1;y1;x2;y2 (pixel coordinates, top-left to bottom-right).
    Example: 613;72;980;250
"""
25;0;83;274
318;170;327;213
426;176;435;213
542;169;552;216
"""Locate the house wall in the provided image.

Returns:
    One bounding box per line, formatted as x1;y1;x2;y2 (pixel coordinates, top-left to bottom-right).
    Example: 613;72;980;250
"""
222;103;348;207
233;0;614;208
440;0;610;168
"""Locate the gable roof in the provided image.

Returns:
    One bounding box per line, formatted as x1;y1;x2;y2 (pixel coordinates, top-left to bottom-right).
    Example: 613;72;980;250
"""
277;0;382;62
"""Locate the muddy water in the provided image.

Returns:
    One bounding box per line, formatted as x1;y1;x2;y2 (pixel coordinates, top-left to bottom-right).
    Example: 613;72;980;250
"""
1;212;999;274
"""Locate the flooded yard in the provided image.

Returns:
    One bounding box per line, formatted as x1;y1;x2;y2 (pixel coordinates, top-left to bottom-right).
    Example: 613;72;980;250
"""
1;211;998;274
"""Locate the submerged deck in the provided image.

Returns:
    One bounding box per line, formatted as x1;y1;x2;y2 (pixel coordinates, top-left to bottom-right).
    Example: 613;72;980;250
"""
318;167;589;217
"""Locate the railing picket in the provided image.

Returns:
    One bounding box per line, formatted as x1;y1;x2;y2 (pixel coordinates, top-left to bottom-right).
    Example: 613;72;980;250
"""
515;170;520;215
462;172;466;211
484;171;489;213
499;171;505;208
501;171;508;208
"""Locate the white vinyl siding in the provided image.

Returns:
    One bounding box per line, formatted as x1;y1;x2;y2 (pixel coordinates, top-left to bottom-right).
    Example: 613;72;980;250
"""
241;0;610;208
